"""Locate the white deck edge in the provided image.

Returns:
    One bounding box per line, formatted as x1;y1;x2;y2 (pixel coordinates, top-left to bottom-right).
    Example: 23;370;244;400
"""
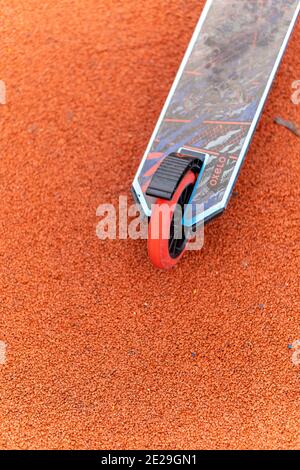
132;0;214;217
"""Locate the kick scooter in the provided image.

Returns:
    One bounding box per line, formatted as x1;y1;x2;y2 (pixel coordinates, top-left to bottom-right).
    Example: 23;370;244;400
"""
131;0;300;269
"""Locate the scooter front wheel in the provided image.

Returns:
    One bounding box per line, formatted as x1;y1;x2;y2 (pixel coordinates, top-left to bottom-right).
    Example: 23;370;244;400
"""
147;170;196;270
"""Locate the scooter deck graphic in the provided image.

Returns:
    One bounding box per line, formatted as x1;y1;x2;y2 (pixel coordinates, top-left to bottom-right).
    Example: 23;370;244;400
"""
132;0;300;226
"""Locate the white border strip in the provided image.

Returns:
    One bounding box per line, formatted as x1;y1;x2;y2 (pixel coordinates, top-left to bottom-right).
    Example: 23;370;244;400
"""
132;0;214;217
133;0;300;223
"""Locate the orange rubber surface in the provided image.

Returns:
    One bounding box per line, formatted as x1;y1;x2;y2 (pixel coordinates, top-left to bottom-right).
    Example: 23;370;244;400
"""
0;0;299;450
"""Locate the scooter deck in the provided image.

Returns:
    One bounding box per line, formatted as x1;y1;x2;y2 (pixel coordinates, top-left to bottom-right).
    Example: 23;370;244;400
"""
132;0;300;227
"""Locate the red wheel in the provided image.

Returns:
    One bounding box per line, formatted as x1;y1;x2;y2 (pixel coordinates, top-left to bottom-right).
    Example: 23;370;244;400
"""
148;170;196;269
